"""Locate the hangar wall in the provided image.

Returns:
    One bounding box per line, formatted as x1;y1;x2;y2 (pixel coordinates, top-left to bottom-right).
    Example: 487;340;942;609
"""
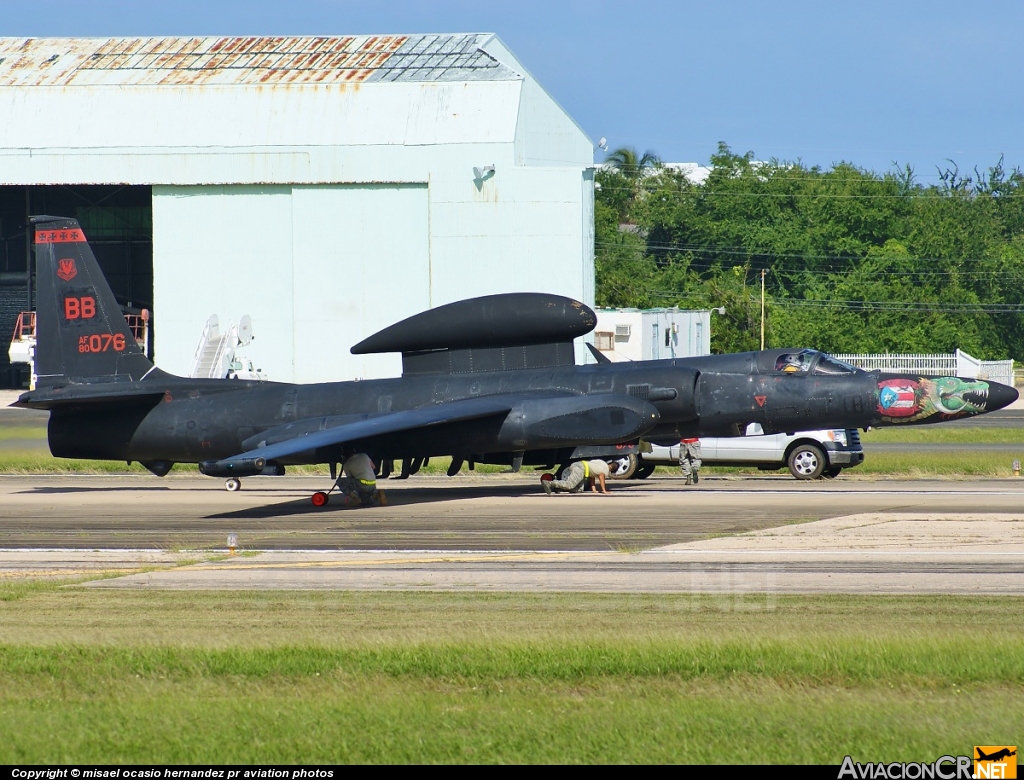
0;34;595;385
154;184;430;383
154;160;591;383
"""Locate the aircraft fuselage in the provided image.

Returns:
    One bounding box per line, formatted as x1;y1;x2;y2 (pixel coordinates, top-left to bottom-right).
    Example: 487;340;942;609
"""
45;352;884;467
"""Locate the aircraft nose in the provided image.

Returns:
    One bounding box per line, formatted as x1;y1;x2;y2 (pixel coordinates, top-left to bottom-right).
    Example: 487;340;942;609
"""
876;375;1019;425
986;380;1019;412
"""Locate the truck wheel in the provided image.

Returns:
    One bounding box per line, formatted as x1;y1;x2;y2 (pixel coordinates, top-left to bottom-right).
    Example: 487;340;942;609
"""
608;454;637;479
634;462;656;480
788;444;825;480
823;466;843;479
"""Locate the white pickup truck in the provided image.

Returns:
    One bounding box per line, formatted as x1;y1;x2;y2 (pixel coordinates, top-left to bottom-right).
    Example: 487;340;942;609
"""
611;424;864;480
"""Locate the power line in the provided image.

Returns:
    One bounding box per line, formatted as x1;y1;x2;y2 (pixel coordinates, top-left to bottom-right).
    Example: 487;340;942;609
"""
596;281;1024;315
596;238;1022;264
593;247;1024;280
775;299;1024;313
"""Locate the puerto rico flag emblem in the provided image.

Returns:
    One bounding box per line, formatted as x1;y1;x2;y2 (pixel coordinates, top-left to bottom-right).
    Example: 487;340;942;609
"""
877;379;920;416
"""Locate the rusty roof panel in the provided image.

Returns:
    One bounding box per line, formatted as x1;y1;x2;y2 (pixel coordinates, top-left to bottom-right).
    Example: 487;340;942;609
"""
0;33;517;87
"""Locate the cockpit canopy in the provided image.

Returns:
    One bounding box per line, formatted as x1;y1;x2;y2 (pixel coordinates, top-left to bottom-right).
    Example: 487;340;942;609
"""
765;349;859;376
813;353;859;376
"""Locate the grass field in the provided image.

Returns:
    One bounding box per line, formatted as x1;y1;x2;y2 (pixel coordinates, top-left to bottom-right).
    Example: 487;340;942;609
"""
0;425;46;441
0;582;1021;763
862;427;1024;444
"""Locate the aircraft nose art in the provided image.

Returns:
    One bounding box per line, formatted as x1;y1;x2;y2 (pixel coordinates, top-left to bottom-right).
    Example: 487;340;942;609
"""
876;375;1018;423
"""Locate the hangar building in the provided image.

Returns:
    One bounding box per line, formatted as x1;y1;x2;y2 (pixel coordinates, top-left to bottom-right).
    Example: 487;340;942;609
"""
0;34;595;387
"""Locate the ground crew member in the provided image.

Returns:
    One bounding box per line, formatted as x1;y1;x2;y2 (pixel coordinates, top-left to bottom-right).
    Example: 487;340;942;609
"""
679;437;702;485
336;452;386;507
542;459;618;494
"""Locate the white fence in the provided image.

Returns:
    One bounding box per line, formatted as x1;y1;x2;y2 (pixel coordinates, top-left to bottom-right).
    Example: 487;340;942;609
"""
833;349;1015;387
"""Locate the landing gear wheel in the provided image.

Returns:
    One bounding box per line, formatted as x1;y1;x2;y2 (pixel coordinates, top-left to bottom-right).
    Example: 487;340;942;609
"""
822;467;843;479
225;478;241;492
634;462;656;480
788;444;825;480
608;453;638;479
311;491;330;507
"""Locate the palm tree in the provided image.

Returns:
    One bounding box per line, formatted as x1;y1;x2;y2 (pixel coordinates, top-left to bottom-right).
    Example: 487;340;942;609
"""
603;146;662;180
601;146;663;226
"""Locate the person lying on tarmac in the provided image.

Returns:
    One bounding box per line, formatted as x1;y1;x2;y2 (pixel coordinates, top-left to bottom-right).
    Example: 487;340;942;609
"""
336;451;386;507
542;459;618;495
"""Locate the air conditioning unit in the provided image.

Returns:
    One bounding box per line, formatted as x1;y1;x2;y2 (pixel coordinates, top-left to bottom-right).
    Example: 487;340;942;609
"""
615;324;631;338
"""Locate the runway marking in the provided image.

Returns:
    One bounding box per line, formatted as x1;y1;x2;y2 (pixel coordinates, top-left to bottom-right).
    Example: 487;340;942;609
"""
187;551;615;572
142;549;1024;575
2;547;1021;557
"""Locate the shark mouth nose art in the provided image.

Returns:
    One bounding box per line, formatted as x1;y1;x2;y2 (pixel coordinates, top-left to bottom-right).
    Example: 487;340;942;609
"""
877;375;1018;423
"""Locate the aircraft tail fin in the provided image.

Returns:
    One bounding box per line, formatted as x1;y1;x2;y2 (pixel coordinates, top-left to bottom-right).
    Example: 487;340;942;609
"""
31;215;156;387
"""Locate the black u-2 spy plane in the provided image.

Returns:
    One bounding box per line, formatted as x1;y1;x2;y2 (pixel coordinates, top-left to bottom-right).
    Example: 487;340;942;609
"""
14;216;1018;504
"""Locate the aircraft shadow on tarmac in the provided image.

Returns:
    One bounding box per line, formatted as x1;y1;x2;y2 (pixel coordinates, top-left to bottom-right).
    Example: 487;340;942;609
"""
204;482;541;519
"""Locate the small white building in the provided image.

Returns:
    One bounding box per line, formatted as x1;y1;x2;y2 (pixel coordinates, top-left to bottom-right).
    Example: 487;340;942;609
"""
592;308;712;362
0;34;595;385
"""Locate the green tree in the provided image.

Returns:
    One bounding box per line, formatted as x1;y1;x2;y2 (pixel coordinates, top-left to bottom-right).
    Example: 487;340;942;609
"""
603;146;662;179
594;142;1024;361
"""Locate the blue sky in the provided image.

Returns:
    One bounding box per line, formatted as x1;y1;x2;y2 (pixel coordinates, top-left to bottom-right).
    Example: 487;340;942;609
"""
5;0;1022;181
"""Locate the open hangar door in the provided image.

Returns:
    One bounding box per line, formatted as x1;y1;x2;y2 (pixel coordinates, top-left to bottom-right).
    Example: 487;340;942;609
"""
0;185;152;389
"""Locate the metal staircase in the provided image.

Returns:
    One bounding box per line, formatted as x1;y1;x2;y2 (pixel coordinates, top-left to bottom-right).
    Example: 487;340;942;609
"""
190;316;230;379
189;314;259;380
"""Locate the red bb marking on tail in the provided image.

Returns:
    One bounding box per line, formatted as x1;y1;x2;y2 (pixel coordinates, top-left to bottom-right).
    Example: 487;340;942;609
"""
64;296;96;320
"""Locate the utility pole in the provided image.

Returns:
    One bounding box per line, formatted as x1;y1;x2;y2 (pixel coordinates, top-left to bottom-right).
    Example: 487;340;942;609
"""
760;269;765;350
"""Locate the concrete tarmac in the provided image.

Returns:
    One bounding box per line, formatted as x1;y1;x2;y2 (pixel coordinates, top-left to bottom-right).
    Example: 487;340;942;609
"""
3;389;1022;594
1;474;1022;594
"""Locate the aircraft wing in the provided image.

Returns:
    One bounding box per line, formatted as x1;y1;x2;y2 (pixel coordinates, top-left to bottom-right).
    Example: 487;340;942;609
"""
224;396;515;465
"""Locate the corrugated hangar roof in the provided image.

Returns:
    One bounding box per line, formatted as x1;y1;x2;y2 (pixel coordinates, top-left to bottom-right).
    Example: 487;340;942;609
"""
0;33;520;87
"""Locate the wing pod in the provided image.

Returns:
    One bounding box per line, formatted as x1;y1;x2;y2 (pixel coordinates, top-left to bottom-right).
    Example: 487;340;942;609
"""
198;457;267;478
352;293;595;354
351;293;597;376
